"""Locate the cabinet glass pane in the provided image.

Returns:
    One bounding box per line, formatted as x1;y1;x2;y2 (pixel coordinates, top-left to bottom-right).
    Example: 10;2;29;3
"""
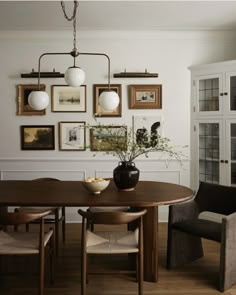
199;78;219;111
230;76;236;110
199;123;219;184
231;124;236;185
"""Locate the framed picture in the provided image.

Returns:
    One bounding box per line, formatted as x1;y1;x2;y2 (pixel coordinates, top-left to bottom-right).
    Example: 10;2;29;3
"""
51;85;86;112
93;84;122;117
129;84;162;109
59;121;86;151
17;84;46;115
90;125;127;151
21;125;55;150
133;115;162;144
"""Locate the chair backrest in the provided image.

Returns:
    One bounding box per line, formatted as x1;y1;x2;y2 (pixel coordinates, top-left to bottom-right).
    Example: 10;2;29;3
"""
0;210;52;226
78;209;147;225
195;182;236;215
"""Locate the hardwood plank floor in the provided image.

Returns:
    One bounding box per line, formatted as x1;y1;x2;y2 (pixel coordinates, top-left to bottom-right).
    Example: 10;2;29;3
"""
1;223;235;295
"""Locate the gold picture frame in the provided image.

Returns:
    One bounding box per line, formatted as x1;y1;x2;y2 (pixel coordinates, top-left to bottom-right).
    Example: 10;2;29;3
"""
93;84;122;117
129;84;162;109
90;125;127;151
17;84;46;115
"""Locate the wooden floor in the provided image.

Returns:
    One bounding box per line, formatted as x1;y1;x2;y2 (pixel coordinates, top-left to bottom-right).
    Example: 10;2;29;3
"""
1;223;236;295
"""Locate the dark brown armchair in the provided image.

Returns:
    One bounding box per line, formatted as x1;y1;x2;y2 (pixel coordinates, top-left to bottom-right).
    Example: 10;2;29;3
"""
166;181;236;291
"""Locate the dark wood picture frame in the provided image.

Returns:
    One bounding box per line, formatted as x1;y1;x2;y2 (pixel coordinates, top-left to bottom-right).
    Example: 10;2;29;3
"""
93;84;122;117
51;85;86;112
129;84;162;109
21;125;55;150
90;125;127;151
17;84;46;116
59;121;86;151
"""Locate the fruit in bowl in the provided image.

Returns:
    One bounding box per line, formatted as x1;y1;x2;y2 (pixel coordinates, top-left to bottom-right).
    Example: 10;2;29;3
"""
81;177;110;194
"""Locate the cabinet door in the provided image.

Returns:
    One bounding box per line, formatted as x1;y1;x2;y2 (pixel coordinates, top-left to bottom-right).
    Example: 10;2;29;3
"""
193;74;223;116
224;72;236;115
195;121;223;185
225;120;236;186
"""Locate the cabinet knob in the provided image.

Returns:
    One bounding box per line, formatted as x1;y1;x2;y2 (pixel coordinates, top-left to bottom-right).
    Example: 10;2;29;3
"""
225;160;229;164
220;160;224;163
220;93;224;96
224;92;228;95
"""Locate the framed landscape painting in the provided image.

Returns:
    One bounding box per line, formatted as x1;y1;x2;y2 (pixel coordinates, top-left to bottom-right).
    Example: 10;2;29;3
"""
93;84;122;117
129;84;162;109
17;84;46;115
90;125;127;151
21;125;55;150
59;121;86;151
51;85;86;112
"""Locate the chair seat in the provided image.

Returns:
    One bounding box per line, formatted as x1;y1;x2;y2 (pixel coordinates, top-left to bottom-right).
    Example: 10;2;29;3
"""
0;229;53;254
172;219;222;242
86;229;139;254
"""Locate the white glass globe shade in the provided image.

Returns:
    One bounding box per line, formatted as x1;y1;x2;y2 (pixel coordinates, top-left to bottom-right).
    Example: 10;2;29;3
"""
99;90;120;111
28;91;49;111
64;66;85;87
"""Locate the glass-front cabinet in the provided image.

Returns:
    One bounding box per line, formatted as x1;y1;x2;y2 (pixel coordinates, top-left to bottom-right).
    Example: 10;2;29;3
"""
194;119;236;187
193;71;236;116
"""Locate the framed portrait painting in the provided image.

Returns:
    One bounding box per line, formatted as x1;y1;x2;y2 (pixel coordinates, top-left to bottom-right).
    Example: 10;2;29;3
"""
21;125;55;150
90;125;127;151
129;84;162;109
59;121;86;151
51;85;86;112
93;84;122;117
17;84;46;115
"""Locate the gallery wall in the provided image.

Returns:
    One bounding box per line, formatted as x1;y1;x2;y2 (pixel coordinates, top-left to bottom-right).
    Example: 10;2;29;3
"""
0;29;236;222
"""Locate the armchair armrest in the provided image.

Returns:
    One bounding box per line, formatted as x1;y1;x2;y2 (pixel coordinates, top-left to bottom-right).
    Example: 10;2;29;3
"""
168;200;199;224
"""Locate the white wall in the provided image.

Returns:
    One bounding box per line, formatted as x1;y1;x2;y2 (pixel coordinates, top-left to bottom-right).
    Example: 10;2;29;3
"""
0;29;236;222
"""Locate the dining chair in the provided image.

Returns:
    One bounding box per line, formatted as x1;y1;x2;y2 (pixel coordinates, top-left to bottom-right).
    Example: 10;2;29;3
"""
78;208;147;295
0;210;54;295
15;178;66;256
167;181;236;291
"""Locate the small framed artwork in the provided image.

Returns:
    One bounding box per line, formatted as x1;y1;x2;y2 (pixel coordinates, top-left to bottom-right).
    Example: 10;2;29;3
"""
93;84;122;117
17;84;46;115
90;125;127;151
51;85;86;112
59;121;86;151
129;84;162;109
21;125;55;150
133;115;162;144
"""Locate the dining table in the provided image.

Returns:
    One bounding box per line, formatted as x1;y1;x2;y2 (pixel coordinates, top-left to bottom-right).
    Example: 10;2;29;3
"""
0;179;193;282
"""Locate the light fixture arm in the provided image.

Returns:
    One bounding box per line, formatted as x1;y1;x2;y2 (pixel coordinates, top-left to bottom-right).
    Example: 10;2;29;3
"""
36;51;111;91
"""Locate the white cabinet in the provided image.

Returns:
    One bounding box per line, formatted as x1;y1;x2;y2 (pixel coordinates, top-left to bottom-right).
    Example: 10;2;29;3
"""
190;60;236;190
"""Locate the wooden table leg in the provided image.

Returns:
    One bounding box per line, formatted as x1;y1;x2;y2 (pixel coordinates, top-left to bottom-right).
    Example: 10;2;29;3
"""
143;206;158;282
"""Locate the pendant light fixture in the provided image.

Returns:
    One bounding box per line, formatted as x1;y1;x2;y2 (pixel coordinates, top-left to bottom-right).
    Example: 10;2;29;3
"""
28;1;119;111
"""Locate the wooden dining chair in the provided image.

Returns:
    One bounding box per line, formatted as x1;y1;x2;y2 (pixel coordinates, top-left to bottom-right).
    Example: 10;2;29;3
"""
0;210;54;295
78;208;147;295
15;178;66;256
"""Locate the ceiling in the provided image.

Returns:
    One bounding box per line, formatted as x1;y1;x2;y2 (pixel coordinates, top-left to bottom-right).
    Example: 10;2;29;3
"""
0;1;236;31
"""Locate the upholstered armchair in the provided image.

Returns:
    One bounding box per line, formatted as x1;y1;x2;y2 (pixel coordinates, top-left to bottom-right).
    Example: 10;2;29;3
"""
166;181;236;292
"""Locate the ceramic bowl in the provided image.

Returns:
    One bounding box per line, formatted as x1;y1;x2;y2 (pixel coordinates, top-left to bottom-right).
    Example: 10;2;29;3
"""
81;178;110;194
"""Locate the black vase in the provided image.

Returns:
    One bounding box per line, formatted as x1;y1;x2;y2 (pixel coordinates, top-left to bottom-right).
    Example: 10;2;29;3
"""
113;161;140;191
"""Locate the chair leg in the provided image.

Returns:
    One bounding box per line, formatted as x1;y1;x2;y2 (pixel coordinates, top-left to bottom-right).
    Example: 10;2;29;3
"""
55;210;59;256
39;246;45;295
81;252;87;295
62;207;66;243
138;251;143;295
49;230;55;285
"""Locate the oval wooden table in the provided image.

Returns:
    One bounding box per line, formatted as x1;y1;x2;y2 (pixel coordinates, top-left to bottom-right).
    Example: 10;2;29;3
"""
0;180;193;282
